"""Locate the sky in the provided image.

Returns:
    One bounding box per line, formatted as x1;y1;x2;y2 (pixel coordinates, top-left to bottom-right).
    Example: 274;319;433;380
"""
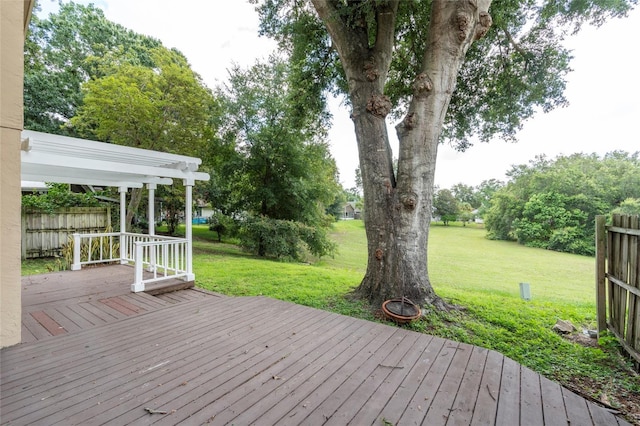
37;0;640;190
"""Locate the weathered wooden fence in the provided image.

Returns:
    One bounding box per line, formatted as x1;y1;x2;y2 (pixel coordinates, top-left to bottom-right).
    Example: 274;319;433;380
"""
596;214;640;370
21;207;111;259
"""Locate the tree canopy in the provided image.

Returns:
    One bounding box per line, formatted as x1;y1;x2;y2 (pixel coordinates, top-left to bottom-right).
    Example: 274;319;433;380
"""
485;151;640;255
252;0;636;307
24;2;163;134
212;57;342;259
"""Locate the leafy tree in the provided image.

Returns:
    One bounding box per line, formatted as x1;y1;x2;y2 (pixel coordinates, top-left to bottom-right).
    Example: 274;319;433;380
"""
458;202;475;226
485;152;640;254
208;211;237;242
326;190;348;221
214;57;341;259
513;192;590;254
70;47;215;228
157;184;186;236
433;189;459;226
254;0;634;307
24;2;162;134
612;198;640;217
475;178;504;217
451;183;480;209
485;191;522;241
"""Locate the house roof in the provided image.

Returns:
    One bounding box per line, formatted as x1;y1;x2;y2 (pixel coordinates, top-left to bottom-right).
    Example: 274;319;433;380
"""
21;130;209;188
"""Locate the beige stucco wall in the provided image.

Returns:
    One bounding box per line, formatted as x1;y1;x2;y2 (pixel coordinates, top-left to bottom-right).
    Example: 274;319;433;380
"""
1;0;29;348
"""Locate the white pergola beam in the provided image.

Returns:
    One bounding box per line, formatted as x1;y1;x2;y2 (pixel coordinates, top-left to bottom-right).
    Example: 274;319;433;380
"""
22;150;204;181
22;130;202;166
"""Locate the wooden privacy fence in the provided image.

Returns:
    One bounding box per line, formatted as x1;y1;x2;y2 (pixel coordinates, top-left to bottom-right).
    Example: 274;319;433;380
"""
21;207;111;259
596;214;640;370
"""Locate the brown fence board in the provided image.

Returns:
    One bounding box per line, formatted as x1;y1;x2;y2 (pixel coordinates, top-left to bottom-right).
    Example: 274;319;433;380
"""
21;207;110;259
597;214;640;371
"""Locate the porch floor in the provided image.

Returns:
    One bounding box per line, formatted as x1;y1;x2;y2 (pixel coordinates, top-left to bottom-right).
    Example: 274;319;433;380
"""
19;264;218;343
1;266;631;425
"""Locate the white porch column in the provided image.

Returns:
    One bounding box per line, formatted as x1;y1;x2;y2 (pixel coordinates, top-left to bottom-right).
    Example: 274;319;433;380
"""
119;186;127;263
184;178;195;281
147;183;156;272
147;183;156;236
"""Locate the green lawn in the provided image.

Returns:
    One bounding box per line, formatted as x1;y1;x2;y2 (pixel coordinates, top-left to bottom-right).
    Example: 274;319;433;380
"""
21;220;639;419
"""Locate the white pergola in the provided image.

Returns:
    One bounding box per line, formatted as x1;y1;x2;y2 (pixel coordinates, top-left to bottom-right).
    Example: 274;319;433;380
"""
21;130;210;292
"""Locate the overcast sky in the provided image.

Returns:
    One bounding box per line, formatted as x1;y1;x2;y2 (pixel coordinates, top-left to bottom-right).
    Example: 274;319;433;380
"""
38;0;640;190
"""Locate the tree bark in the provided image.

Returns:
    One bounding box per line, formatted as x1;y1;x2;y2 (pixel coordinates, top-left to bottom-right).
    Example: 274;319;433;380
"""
125;187;144;231
312;0;492;308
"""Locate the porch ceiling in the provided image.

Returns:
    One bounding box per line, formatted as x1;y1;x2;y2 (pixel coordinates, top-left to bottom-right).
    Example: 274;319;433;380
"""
20;130;209;188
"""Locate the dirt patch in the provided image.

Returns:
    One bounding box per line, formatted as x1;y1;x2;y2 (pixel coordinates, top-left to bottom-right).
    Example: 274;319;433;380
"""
563;332;599;348
559;333;640;425
562;375;640;425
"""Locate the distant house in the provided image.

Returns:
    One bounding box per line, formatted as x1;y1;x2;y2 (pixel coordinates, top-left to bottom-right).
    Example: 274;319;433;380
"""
195;199;214;218
342;201;361;220
472;209;484;224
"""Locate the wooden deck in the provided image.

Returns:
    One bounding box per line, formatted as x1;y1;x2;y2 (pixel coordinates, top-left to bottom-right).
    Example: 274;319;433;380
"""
19;265;215;343
1;266;631;425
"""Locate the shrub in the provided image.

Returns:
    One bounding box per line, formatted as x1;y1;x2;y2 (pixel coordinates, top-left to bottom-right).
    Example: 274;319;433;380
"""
239;216;336;261
22;183;101;213
208;212;237;242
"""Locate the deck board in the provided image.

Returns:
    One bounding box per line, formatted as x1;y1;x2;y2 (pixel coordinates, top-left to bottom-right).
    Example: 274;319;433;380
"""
446;345;490;426
397;340;460;425
18;265;220;342
495;355;521;424
1;265;631;425
520;365;544;426
470;349;504;425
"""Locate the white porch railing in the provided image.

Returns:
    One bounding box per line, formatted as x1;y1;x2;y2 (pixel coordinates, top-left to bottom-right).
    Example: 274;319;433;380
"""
71;232;190;293
131;236;189;292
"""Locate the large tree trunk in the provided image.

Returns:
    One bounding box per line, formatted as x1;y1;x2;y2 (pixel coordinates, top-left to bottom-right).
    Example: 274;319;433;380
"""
313;0;492;308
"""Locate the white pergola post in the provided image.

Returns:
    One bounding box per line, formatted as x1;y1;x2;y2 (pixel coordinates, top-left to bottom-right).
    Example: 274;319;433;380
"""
184;178;195;281
147;183;156;236
119;186;128;264
147;183;157;272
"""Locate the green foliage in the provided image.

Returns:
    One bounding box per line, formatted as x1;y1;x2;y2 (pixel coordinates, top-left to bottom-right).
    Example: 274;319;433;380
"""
210;56;341;259
513;192;592;255
612;198;640;216
24;2;163;134
157;184;186;236
433;189;459;226
59;229;119;270
240;216;336;260
485;152;640;254
451;183;480;208
253;1;635;149
71;47;214;156
22;183;101;213
208;212;237;242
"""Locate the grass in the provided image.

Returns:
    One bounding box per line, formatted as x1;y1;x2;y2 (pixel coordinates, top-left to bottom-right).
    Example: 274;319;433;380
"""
21;220;639;420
